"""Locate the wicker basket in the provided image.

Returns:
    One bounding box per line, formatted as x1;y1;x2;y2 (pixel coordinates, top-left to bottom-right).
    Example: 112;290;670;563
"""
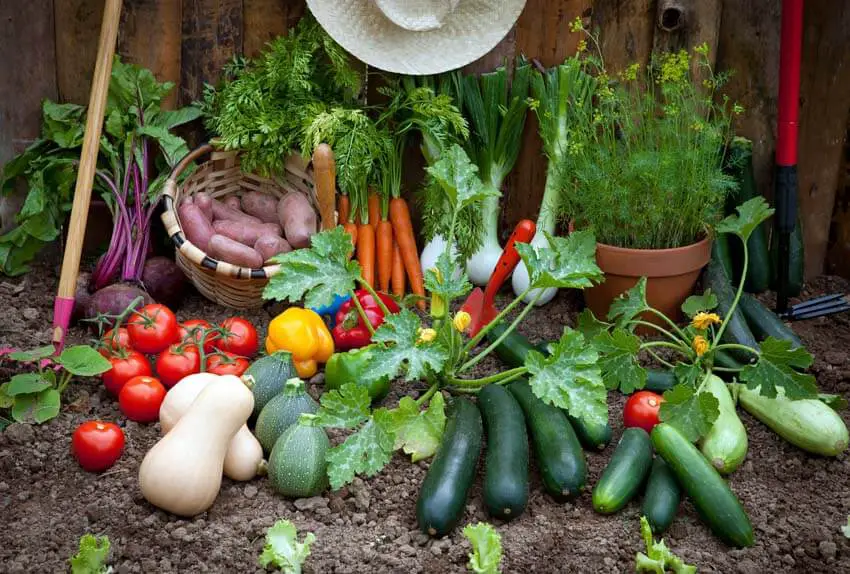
161;144;321;309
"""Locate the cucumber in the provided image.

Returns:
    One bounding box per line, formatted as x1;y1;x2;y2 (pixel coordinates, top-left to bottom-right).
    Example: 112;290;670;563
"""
417;398;483;537
698;374;748;474
641;458;682;534
508;380;586;501
738;293;802;349
645;369;676;393
737;385;849;456
268;423;330;498
568;412;612;450
651;423;754;547
769;215;804;298
255;378;319;455
478;385;529;521
245;351;298;419
704;253;758;363
592;427;653;514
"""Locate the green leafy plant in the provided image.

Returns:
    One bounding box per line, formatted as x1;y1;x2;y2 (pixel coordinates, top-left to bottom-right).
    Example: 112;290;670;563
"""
0;345;111;424
463;522;503;574
636;516;695;574
558;19;741;250
258;520;316;573
69;533;112;574
265;143;605;489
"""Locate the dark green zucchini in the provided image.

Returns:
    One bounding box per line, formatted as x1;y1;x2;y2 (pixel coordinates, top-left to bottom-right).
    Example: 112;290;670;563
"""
478;384;529;521
591;428;653;514
642;458;682;534
645;370;676;393
769;215;804;298
567;413;612;450
738;293;802;349
417;398;483;537
712;233;736;283
704;253;758;364
651;423;754;547
507;380;586;501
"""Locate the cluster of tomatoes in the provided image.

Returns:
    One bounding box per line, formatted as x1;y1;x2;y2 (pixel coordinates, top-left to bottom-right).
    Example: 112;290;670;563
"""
72;303;259;473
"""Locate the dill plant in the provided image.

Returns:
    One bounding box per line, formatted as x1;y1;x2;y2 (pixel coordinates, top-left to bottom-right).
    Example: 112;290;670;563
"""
558;20;743;250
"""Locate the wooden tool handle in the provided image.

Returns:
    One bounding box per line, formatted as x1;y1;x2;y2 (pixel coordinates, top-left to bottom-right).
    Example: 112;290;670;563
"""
312;143;337;231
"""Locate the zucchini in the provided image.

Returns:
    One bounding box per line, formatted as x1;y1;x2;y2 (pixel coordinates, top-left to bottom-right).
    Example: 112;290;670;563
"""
737;385;849;456
508;380;586;501
591;428;653;514
652;423;754;547
738;293;802;349
417;398;483;537
713;233;736;282
704;253;758;363
568;413;612;450
268;423;330;498
769;215;804;298
645;369;676;393
478;384;529;521
698;374;748;474
641;458;682;534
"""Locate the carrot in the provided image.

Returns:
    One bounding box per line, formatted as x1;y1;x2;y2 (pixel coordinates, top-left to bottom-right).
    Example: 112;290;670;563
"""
343;222;358;251
368;192;381;231
356;223;375;287
389;197;425;310
376;219;393;292
391;237;406;298
338;194;350;225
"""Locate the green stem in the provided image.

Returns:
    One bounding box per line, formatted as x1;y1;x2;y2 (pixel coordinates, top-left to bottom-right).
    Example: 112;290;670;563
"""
712;366;743;372
449;367;527;388
57;372;73;394
459;291;544;373
643;308;690;341
357;281;393;317
715;235;748;343
349;290;376;336
631;320;686;344
463;285;535;354
712;343;760;357
640;340;690;353
415;383;440;407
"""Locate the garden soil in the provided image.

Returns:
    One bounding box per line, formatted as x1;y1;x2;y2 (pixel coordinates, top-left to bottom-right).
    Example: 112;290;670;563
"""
2;249;849;573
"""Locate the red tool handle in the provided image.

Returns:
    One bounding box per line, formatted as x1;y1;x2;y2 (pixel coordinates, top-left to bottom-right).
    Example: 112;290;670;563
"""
482;219;536;304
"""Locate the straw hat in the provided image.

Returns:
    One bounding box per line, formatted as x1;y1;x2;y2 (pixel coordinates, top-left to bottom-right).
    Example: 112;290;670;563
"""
306;0;527;75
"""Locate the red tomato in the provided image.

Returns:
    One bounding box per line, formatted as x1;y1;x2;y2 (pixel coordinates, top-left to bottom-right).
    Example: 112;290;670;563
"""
119;376;166;423
215;317;259;357
98;327;132;356
156;343;201;388
102;350;152;395
127;304;180;354
206;351;250;376
179;319;217;353
71;420;125;472
623;391;665;433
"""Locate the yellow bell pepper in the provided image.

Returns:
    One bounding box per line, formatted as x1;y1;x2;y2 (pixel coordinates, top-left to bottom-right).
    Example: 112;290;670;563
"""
265;308;334;378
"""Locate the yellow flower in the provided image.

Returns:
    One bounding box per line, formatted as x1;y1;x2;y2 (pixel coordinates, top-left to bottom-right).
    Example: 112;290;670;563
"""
577;39;587;53
692;335;709;357
453;311;471;333
418;328;437;343
691;312;721;330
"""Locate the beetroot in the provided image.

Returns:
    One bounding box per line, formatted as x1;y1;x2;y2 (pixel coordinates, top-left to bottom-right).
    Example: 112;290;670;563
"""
85;284;153;326
142;256;186;309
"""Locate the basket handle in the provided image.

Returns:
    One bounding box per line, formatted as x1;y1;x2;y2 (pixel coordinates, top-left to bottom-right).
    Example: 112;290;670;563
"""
170;143;215;180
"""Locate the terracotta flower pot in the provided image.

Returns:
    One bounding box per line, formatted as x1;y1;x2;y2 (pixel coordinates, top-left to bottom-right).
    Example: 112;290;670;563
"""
584;236;713;326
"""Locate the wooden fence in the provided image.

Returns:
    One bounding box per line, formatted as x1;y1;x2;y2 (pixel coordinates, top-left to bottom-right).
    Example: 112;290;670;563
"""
1;0;849;280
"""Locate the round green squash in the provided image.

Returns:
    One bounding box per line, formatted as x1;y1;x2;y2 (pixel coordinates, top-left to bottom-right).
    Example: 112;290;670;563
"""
268;423;330;498
255;378;319;454
245;351;298;420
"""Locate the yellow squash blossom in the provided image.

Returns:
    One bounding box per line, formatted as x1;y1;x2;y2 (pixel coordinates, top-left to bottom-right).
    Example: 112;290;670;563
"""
692;312;721;330
453;311;471;333
418;328;437;343
692;335;709;357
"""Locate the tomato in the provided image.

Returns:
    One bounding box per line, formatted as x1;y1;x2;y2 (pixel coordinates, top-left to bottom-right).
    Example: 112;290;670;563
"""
102;350;152;395
71;420;125;472
127;304;180;354
206;351;250;376
215;317;259;357
179;319;217;353
156;343;201;388
98;327;132;356
119;376;166;423
623;390;665;433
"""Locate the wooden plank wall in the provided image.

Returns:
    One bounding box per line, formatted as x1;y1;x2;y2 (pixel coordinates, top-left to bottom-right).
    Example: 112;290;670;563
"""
3;0;849;280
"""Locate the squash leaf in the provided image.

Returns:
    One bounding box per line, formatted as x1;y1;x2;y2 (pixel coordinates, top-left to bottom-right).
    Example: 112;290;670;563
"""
681;290;718;317
325;409;395;490
716;196;774;242
369;310;449;383
515;230;603;291
258;520;315;574
739;337;817;399
304;383;371;429
386;392;447;462
463;522;503;574
607;277;649;329
659;384;719;442
593;329;646;393
57;345;112;377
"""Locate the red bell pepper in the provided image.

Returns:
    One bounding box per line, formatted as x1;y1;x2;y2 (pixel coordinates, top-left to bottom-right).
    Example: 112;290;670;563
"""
332;290;400;350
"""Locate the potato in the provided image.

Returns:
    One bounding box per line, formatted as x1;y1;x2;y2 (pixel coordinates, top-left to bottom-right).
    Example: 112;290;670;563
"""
240;191;281;224
254;236;292;262
207;234;264;268
278;192;317;249
212;219;282;246
194;192;213;221
223;195;242;210
212;197;262;226
178;202;214;251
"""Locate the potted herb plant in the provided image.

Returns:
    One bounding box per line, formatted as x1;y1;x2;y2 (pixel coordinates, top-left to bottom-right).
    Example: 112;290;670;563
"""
560;21;742;322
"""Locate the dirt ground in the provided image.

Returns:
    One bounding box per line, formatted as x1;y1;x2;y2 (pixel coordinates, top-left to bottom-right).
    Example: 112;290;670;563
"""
1;248;849;573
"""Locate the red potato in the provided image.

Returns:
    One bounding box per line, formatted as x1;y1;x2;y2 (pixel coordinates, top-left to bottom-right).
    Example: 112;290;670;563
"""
194;192;213;221
178;202;214;251
254;235;292;262
213;219;282;246
278;191;317;249
211;197;263;226
207;234;264;268
223;195;241;210
241;191;282;224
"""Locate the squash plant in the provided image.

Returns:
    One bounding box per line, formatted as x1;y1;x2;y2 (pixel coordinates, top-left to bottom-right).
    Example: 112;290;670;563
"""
263;144;606;489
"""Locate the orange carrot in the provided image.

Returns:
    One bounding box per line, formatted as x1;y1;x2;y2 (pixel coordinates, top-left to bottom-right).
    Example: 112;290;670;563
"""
376;219;393;292
338;194;350;225
356;223;375;287
368;192;381;231
343;222;358;252
391;238;405;298
389;197;425;310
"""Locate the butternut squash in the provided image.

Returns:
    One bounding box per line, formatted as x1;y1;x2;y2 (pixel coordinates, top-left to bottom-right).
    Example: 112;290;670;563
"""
159;373;265;481
140;375;254;516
